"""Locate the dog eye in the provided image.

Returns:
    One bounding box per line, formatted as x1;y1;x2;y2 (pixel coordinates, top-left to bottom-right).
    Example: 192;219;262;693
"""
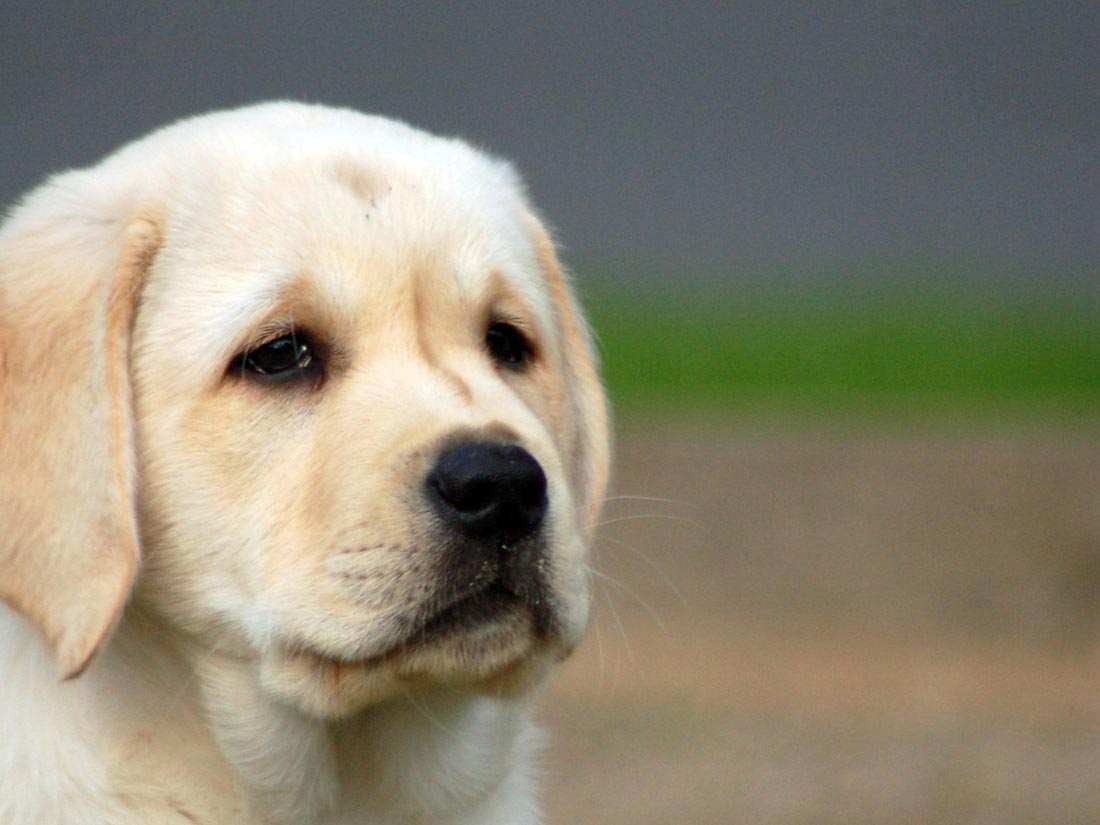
235;333;322;384
486;322;534;370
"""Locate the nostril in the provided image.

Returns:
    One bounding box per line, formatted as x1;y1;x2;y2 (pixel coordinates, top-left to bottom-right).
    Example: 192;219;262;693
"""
427;442;548;539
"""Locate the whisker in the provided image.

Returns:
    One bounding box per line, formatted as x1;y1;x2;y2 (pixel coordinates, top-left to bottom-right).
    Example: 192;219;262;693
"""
588;567;669;637
590;584;608;698
587;565;635;666
603;494;701;511
585;544;615;698
589;578;625;696
595;513;697;529
598;534;688;611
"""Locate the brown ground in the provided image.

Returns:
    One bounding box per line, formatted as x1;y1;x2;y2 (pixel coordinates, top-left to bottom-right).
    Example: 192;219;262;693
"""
541;423;1100;824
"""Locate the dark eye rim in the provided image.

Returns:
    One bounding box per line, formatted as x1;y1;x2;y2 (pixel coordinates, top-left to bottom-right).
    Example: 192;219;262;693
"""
485;320;536;371
230;329;326;386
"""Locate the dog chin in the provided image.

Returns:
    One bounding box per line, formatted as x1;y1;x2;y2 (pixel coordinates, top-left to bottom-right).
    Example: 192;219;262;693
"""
259;611;554;719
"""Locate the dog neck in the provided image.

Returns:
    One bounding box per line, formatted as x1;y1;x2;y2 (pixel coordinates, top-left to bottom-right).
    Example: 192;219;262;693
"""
0;606;541;824
101;611;542;824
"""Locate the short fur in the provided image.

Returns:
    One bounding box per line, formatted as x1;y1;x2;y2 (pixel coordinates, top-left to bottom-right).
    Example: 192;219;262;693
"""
0;103;609;824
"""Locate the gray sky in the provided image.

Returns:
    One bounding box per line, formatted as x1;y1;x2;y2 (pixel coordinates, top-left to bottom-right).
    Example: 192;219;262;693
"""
2;3;1097;280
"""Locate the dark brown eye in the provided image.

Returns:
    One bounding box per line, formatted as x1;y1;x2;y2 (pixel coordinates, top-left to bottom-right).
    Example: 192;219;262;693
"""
485;322;533;370
234;332;322;384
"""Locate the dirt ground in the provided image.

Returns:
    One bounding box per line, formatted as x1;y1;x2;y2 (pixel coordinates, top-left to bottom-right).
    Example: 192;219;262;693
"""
540;423;1100;824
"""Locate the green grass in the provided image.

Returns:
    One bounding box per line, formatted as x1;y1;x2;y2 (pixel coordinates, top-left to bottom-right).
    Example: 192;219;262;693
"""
579;281;1100;422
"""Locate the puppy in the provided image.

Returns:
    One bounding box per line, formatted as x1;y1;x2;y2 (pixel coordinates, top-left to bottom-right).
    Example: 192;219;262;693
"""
0;102;609;825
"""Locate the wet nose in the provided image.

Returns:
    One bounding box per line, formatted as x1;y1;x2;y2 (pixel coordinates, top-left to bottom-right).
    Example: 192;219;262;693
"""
427;442;548;541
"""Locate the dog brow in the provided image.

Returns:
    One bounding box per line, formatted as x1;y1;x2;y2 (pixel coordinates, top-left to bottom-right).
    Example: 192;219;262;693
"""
212;268;309;358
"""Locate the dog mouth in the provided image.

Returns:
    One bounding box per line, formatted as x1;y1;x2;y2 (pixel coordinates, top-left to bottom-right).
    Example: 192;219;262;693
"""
296;573;552;672
397;580;523;648
262;547;564;715
378;571;556;661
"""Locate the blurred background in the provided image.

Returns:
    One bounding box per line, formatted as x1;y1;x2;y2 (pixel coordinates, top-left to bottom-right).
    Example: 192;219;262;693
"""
3;4;1098;822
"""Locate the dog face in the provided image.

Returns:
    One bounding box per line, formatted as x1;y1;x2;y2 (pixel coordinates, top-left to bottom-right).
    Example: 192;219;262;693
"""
0;104;609;718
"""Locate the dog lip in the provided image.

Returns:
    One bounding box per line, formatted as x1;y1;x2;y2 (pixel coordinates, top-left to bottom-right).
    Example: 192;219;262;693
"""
410;580;519;639
294;580;536;670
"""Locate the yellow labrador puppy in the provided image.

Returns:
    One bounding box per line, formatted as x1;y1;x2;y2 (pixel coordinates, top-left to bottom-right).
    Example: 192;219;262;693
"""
0;103;609;825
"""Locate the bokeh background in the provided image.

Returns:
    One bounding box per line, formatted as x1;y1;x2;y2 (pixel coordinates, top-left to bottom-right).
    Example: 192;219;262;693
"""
3;4;1098;822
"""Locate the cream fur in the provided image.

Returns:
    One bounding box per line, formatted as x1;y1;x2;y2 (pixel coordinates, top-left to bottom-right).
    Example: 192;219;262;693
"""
0;102;609;824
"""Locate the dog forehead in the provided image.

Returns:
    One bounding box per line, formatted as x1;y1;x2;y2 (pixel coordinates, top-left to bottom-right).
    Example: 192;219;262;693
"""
137;110;558;359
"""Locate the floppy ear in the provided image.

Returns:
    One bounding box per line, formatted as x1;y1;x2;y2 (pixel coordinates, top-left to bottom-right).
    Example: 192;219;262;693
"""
527;216;612;537
0;188;159;679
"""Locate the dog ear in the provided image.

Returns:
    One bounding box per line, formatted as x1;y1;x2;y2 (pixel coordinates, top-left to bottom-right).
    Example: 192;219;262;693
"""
0;185;159;680
526;216;612;538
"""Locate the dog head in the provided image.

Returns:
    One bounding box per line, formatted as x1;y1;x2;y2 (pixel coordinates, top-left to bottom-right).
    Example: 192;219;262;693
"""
0;103;609;717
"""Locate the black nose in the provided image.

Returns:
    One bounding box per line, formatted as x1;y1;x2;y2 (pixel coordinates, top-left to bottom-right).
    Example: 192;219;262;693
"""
427;442;548;540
